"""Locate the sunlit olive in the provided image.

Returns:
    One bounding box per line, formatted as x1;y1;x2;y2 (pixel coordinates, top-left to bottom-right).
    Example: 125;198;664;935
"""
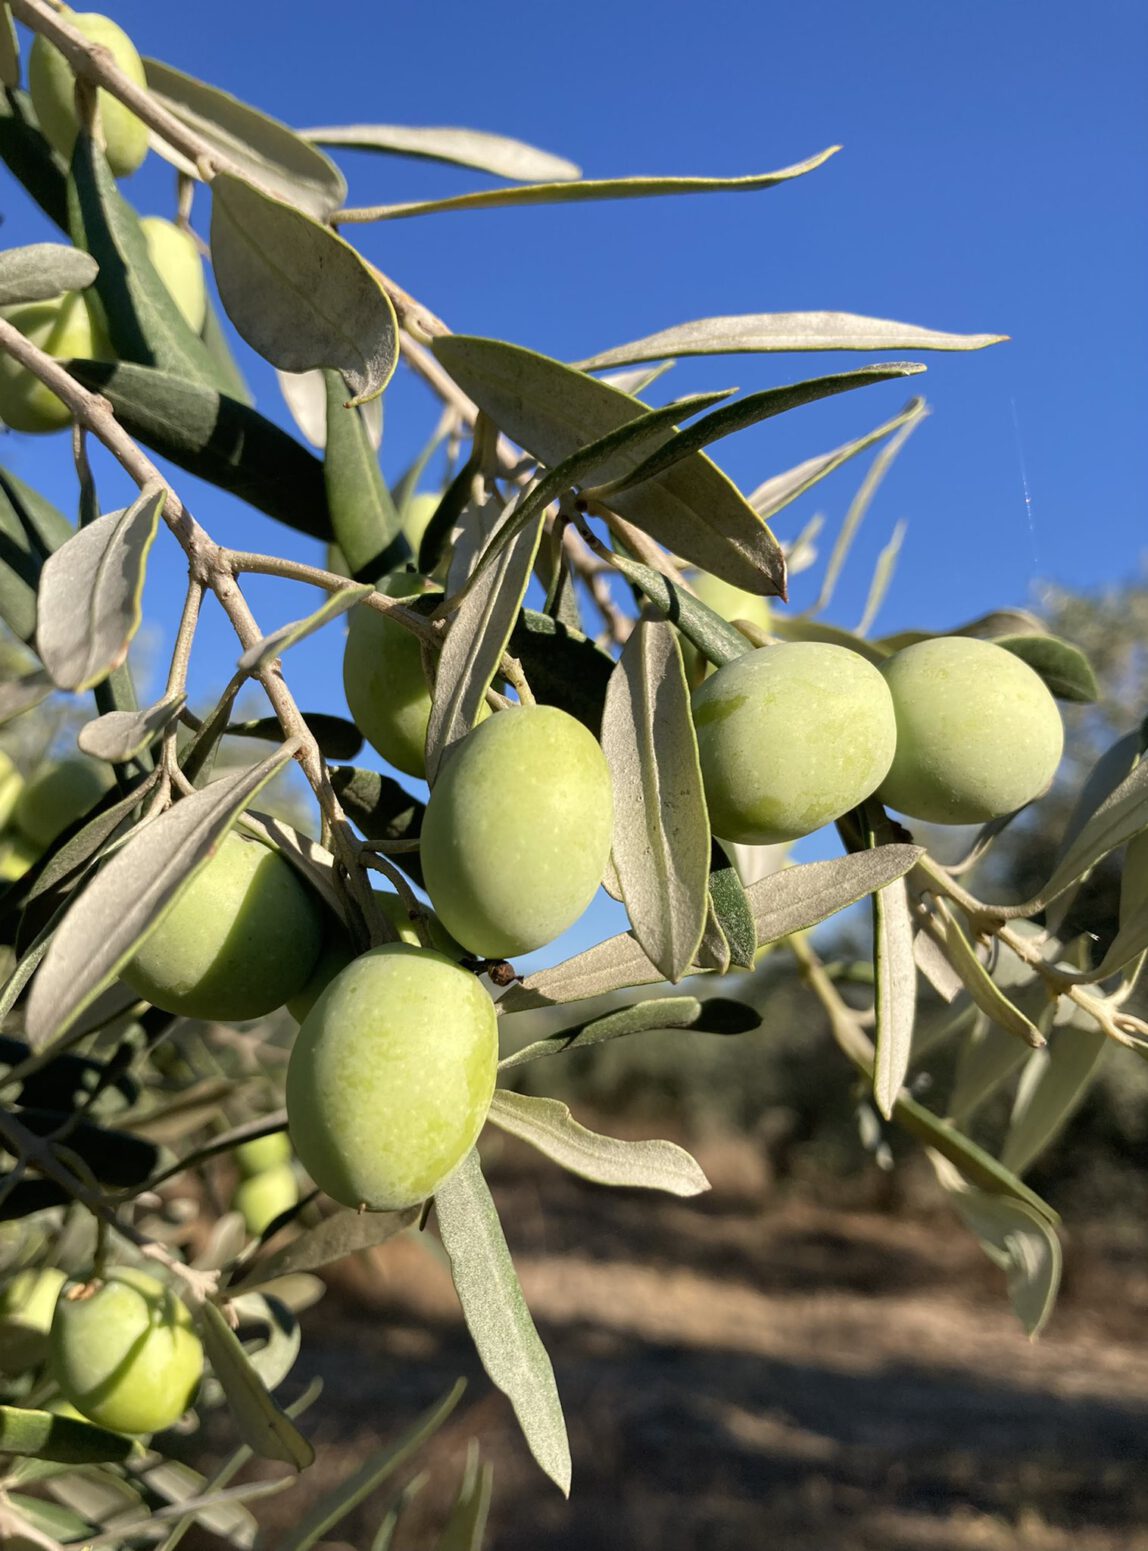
28;12;149;177
50;1267;202;1434
0;291;110;434
120;830;323;1021
342;579;436;778
0;1266;66;1373
139;216;207;332
14;757;113;849
878;637;1064;825
401;492;441;558
286;943;497;1211
682;569;773;684
235;1132;292;1178
421;705;614;958
692;642;897;844
233;1164;298;1235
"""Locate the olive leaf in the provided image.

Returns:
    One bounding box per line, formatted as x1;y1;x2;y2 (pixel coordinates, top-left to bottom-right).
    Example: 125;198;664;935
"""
143;57;347;219
211;173;398;404
0;1405;137;1464
576;311;1006;371
768;612;889;665
35;486;164;693
278;365;382;451
0;463;73;645
508;610;615;735
200;290;253;405
0;666;52;725
200;1301;314;1469
432;335;785;595
437;1440;494;1551
745;845;924;949
921;904;1044;1047
323;370;404;578
343;145;839;220
424;504;545;783
0;5;17;89
591;548;753;669
228;1292;300;1391
872;876;917;1120
434;1149;570;1495
601;620;710;982
329;766;425;885
1011;756;1148;917
0;241;97;305
77;696;186;762
235;584;371;676
67;133;225;389
1001;1013;1109;1176
705;846;757;972
949;1017;1029;1124
995;633;1099;704
24;747;296;1053
67;359;333;541
488;1090;709;1196
228;711;363;762
892;1091;1059;1223
1045;732;1140;935
498;994;759;1071
230;1205;418;1295
913;927;964;1003
0;86;70;231
304;121;580;182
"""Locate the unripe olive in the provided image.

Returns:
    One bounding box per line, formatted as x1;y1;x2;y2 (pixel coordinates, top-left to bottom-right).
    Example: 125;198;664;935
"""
692;642;897;845
0;291;110;434
28;12;149;177
1120;829;1148;925
682;569;772;684
0;833;41;883
421;705;614;958
0;750;22;829
235;1131;292;1178
120;830;323;1021
286;943;498;1211
233;1164;298;1235
878;637;1064;825
14;757;113;849
139;217;207;333
0;1266;66;1372
342;580;436;778
50;1267;202;1434
401;492;441;557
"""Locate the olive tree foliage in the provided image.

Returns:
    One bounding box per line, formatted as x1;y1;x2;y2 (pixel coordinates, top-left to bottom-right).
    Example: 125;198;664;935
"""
0;0;1141;1541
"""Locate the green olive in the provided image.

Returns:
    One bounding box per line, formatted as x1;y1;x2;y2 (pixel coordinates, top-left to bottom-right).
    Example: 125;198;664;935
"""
286;943;498;1211
878;637;1064;825
139;217;207;333
234;1132;292;1178
421;705;614;958
120;830;323;1021
342;579;436;778
49;1267;202;1435
0;291;110;434
14;757;114;849
692;642;897;844
0;750;22;829
29;12;149;177
233;1164;298;1235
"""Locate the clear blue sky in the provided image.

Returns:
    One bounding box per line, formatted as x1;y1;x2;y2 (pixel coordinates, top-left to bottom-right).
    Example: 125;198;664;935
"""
3;0;1146;968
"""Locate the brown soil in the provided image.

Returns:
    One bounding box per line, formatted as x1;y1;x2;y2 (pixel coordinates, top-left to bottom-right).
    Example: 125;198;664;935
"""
238;1136;1148;1551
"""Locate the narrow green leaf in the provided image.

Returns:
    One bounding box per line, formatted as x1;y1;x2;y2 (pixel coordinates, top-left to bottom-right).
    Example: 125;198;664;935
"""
995;633;1099;704
706;849;757;972
199;1300;314;1468
924;905;1044;1047
432;335;785;595
67;359;332;540
230;1205;418;1294
437;1441;493;1551
489;1090;709;1196
0;463;72;645
597;548;753;669
77;695;185;762
576;311;1006;371
871;876;916;1119
498;994;758;1068
746;845;924;948
878;607;1048;653
856;518;907;636
1001;1016;1108;1176
229;711;363;762
0;5;17;89
200;290;253;405
329;765;425;885
211;173;398;403
601;620;710;981
894;1095;1059;1223
0;666;52;725
144;57;347;219
1015;757;1148;917
0;86;70;231
141;1459;258;1548
0;1405;136;1464
236;583;371;676
24;748;295;1052
323;369;403;577
36;486;164;692
0;242;97;305
949;1019;1028;1123
343;145;839;220
435;1149;570;1495
305;121;580;182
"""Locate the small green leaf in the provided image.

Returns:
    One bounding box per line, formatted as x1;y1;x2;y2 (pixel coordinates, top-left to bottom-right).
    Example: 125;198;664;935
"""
894;1096;1059;1223
0;241;97;305
769;612;889;666
211;173;398;403
1015;757;1148;917
200;290;253;405
36;486;164;692
508;610;614;734
329;766;425;885
77;695;185;762
1001;1015;1108;1176
0;463;72;645
746;845;924;948
0;1404;136;1464
304;121;579;182
871;873;917;1119
236;583;371;676
0;665;52;725
200;1300;314;1468
596;548;753;669
489;1091;709;1196
323;369;403;577
435;1149;570;1495
228;711;363;762
0;86;70;231
706;847;757;972
0;5;18;90
949;1018;1028;1123
923;905;1044;1047
601;621;710;981
498;993;758;1068
231;1205;418;1294
144;57;347;219
437;1440;494;1551
995;633;1099;703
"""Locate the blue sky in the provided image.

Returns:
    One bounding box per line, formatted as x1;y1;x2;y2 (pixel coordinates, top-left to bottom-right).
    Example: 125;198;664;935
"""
3;0;1146;969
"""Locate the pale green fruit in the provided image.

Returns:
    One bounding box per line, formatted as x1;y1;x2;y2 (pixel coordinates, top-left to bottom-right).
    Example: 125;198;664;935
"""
120;830;323;1021
233;1164;298;1235
139;217;207;332
682;569;773;683
0;1266;66;1372
28;12;149;177
0;834;41;883
342;579;436;778
401;492;441;558
14;757;113;849
235;1132;292;1178
50;1267;202;1434
284;932;354;1024
0;750;22;829
692;642;897;845
0;291;110;433
422;704;614;958
286;943;497;1211
1120;829;1148;925
878;637;1064;825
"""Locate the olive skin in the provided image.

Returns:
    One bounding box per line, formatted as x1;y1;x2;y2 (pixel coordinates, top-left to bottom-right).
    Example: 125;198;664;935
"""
342;580;436;778
692;642;897;845
878;637;1064;826
140;217;207;333
120;830;323;1021
0;1267;66;1373
421;705;614;958
401;492;441;557
14;757;113;849
0;291;110;434
235;1132;292;1178
286;943;498;1212
50;1267;202;1435
29;12;149;177
682;569;772;684
233;1165;297;1235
